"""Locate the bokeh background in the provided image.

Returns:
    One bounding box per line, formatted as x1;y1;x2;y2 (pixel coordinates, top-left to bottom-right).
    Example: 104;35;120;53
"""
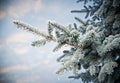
0;0;86;83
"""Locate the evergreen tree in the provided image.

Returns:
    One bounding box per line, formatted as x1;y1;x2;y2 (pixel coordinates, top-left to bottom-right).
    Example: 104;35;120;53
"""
13;0;120;83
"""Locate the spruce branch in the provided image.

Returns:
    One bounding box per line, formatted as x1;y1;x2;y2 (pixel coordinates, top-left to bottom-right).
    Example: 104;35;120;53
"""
71;10;87;13
49;22;70;35
13;0;120;83
13;21;84;49
76;0;84;3
13;21;56;41
71;6;90;18
74;17;86;25
73;23;77;29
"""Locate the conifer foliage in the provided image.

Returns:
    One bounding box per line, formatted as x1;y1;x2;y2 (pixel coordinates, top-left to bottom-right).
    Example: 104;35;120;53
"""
13;0;120;83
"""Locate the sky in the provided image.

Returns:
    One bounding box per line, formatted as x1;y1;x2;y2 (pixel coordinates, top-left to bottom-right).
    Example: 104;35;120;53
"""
0;0;86;83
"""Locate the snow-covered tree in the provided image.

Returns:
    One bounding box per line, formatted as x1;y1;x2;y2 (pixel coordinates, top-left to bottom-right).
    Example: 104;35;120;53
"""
13;0;120;83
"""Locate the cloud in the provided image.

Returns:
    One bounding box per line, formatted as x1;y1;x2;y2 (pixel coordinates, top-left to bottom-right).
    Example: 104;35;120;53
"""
11;45;30;55
15;73;41;83
6;32;33;53
0;64;29;74
3;32;35;55
0;40;4;49
6;32;34;43
0;11;6;19
7;0;43;18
